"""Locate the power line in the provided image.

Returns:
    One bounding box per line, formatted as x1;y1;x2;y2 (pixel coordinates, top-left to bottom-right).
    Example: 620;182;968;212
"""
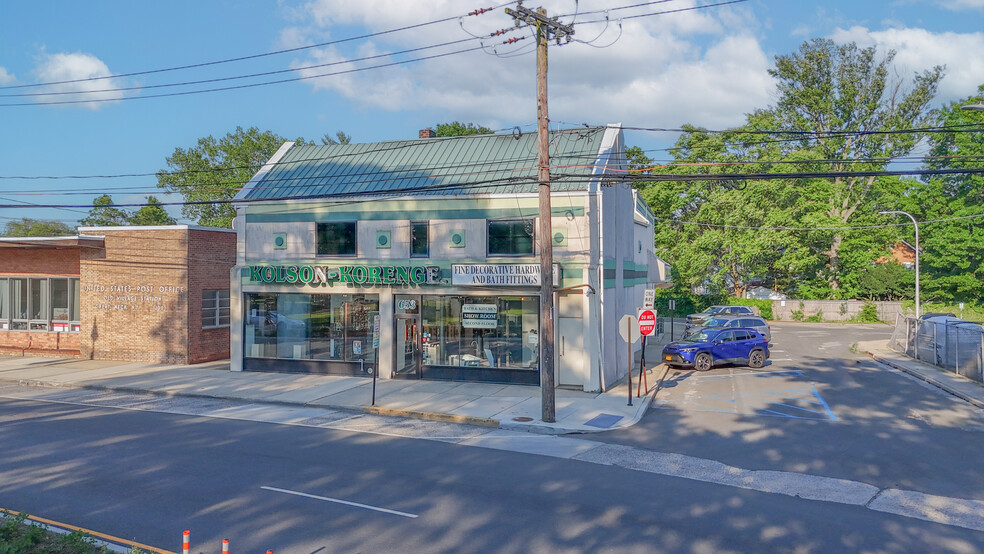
0;37;483;99
575;0;749;25
0;3;513;91
2;122;980;181
652;212;984;232
0;44;495;107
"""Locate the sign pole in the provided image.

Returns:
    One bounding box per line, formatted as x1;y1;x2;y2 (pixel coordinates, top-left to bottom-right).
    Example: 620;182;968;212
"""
627;334;633;407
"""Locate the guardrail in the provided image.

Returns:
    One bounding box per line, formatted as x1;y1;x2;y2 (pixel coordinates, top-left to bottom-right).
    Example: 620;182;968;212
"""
889;315;984;384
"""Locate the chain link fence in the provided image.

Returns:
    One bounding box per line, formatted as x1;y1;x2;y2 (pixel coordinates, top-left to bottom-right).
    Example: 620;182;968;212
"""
889;315;984;384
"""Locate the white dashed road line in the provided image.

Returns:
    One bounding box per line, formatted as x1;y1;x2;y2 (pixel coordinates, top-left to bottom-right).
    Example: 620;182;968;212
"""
261;486;418;518
3;385;984;533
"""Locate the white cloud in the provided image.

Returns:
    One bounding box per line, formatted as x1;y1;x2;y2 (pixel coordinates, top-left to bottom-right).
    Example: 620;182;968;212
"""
285;0;772;130
0;67;14;85
33;52;128;109
829;26;984;101
938;0;984;10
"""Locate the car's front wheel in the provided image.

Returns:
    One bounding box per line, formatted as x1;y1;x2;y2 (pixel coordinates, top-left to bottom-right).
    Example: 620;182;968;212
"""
694;352;713;371
748;349;766;368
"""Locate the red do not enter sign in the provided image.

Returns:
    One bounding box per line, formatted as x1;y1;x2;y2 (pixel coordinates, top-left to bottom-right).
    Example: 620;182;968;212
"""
638;309;657;336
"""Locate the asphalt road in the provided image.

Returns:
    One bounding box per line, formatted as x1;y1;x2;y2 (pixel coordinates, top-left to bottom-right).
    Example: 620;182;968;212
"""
1;322;983;552
598;323;984;499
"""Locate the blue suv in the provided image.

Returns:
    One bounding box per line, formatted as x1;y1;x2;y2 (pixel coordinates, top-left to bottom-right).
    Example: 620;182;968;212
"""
662;327;770;371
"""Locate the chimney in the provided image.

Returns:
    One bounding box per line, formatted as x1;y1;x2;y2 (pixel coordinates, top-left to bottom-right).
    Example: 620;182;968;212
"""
419;128;436;139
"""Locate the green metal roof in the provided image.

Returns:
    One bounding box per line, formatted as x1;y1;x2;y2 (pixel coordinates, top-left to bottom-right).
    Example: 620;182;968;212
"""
237;126;614;201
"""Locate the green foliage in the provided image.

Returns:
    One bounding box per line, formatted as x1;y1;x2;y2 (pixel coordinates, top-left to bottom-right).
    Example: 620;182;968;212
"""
127;196;176;226
854;303;880;323
805;311;823;322
433;122;492;137
79;194;129;227
321;130;352;145
157;126;303;228
0;510;109;553
649;289;774;319
80;195;176;227
637;38;944;298
2;218;74;237
791;301;805;321
728;298;774;320
847;260;914;301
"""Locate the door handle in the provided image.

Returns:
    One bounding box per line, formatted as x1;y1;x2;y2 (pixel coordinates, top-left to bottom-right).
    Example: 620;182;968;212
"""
561;336;565;356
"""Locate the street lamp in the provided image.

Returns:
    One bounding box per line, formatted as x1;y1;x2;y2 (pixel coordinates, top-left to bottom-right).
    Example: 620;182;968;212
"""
961;103;984;111
879;210;920;318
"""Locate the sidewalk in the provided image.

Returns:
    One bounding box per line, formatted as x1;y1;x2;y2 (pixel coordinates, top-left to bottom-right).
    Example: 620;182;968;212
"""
0;333;675;435
858;340;984;409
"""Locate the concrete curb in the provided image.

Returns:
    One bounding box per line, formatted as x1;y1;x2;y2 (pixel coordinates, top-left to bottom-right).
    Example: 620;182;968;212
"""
364;406;499;427
861;347;984;410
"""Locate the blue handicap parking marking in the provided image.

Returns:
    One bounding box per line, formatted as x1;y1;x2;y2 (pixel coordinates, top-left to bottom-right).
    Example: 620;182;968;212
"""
749;387;837;421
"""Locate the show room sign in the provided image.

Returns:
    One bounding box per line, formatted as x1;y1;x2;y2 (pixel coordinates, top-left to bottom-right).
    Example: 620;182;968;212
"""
461;304;498;329
451;264;560;286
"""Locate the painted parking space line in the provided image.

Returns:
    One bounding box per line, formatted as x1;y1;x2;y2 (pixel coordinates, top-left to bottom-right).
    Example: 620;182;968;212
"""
261;486;418;518
685;369;804;381
655;387;837;421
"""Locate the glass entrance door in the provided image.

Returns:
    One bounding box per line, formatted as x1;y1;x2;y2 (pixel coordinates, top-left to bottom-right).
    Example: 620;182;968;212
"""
394;315;421;378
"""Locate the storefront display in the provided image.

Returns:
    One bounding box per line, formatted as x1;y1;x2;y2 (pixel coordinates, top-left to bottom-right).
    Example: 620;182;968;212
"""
243;292;379;374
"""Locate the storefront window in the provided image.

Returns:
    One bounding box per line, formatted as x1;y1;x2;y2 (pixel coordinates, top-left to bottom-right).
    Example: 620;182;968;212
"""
421;295;539;370
10;278;27;329
0;278;6;329
244;292;379;363
0;277;79;332
51;279;69;321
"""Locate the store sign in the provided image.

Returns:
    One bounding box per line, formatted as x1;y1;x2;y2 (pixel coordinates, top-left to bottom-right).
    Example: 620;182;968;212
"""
451;264;560;286
249;265;440;286
462;304;498;329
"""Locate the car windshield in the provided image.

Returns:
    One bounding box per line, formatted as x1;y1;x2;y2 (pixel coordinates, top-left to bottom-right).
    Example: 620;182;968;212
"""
707;307;726;314
680;329;720;343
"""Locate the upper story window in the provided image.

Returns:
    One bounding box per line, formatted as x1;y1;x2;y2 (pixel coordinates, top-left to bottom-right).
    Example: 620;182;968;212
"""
410;221;429;257
317;222;357;256
488;219;534;256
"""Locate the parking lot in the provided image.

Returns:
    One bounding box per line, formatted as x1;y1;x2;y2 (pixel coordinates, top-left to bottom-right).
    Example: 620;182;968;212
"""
596;322;984;499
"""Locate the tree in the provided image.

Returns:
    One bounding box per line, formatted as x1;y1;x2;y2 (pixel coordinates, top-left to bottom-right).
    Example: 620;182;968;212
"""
3;218;74;236
79;194;129;227
638;39;944;298
434;122;493;137
761;39;943;291
321;131;352;145
157;126;305;228
128;196;176;226
895;87;984;302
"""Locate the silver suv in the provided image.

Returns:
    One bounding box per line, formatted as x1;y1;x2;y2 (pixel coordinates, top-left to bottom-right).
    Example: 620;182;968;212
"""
687;314;771;342
686;305;755;326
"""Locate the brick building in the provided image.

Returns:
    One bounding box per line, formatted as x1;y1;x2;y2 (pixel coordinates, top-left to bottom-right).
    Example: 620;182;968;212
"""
0;226;235;363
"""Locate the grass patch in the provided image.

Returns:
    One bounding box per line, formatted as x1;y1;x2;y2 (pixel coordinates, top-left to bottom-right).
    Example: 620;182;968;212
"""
0;510;146;554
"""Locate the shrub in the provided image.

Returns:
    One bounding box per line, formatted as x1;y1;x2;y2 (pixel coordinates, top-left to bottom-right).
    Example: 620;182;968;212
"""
805;311;823;322
855;303;879;323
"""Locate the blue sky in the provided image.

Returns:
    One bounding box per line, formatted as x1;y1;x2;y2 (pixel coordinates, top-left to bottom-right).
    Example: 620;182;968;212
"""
1;0;983;228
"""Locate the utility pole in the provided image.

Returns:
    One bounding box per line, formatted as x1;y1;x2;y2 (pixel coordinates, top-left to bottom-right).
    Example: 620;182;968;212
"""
506;3;573;423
